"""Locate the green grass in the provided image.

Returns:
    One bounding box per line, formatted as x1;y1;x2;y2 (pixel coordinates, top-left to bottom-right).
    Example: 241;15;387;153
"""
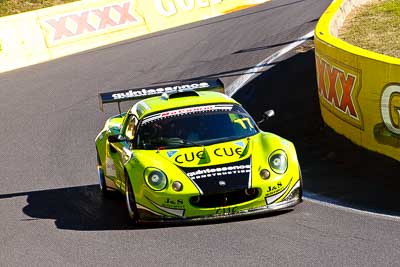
0;0;78;17
339;0;400;58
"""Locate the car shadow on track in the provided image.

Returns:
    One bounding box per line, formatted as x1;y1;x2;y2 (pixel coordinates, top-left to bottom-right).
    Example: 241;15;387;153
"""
0;185;292;231
1;185;133;230
233;49;400;216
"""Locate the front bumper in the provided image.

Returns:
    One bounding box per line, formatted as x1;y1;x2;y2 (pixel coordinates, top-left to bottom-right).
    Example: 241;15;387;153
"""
137;197;302;224
135;179;302;224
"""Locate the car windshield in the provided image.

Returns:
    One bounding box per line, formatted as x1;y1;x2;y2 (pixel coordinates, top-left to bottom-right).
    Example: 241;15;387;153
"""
136;104;258;149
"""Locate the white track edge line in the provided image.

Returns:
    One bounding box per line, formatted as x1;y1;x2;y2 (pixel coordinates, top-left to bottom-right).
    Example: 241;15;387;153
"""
304;193;400;221
227;30;315;96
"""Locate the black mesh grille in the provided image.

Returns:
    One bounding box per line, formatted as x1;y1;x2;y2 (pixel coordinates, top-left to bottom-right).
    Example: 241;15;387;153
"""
190;188;260;208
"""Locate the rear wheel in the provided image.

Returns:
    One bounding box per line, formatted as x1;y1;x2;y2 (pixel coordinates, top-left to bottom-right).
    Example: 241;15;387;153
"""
97;151;110;197
125;172;139;223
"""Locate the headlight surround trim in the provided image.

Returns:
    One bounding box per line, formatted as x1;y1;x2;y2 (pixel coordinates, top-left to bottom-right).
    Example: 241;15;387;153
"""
268;150;288;174
144;167;168;191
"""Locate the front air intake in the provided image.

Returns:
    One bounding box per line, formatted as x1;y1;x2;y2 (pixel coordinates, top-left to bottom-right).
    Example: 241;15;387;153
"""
190;188;260;208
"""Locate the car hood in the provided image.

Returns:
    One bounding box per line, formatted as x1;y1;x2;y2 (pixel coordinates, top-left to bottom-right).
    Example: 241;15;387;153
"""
158;137;253;194
131;133;293;195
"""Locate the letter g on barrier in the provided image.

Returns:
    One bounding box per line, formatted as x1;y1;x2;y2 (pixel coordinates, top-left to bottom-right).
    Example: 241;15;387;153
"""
177;0;195;11
381;84;400;135
155;0;177;16
155;0;223;16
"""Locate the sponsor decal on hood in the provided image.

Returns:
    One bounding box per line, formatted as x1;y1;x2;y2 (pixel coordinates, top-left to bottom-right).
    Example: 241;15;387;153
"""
162;138;251;167
179;157;252;195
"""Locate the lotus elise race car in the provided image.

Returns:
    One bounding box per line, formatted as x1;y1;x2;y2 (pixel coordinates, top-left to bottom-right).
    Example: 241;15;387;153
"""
96;79;302;223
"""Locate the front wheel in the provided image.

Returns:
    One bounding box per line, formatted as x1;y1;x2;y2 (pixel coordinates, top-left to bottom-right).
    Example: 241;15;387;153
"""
125;172;139;223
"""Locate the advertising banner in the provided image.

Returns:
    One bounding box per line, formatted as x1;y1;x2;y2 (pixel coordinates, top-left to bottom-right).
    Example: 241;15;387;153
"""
0;0;270;72
314;0;400;161
138;0;269;32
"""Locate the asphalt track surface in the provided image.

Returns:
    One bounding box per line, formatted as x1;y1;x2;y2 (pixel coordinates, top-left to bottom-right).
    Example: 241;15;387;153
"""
0;0;399;266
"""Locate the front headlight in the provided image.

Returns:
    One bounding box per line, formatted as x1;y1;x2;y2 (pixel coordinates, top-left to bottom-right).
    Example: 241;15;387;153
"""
144;168;167;191
269;150;288;174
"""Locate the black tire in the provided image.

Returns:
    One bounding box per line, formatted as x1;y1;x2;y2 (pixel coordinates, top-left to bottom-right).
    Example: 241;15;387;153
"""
298;167;304;200
97;151;110;197
125;171;139;223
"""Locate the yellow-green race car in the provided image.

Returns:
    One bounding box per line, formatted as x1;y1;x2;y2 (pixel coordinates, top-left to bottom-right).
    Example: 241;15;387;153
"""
96;79;302;223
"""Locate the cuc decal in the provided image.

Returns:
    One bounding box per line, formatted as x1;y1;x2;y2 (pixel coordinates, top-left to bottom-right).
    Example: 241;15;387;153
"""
173;145;247;164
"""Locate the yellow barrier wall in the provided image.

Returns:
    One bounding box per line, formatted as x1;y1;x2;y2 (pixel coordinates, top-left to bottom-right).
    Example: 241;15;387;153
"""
315;0;400;161
0;12;50;72
0;0;269;73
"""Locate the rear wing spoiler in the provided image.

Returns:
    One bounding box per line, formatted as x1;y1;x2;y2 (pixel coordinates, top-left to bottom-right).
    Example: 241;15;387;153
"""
99;79;224;111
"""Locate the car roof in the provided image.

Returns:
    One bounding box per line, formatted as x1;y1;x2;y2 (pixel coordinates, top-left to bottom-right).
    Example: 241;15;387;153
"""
130;91;239;119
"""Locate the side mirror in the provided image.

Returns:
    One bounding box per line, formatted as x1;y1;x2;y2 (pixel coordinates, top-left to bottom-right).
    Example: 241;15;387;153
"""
257;109;275;125
108;135;127;143
264;110;275;119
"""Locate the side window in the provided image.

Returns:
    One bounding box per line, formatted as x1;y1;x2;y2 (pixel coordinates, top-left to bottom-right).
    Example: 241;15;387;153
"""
125;115;138;140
